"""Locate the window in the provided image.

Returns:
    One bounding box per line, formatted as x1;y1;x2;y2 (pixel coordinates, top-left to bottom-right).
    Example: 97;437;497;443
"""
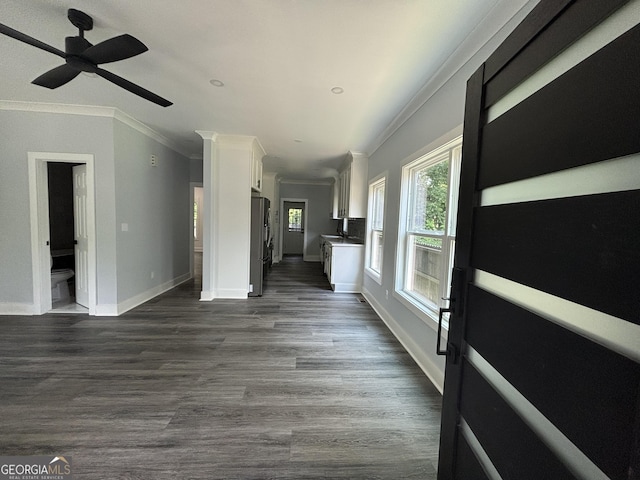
397;137;462;322
288;208;303;232
193;201;198;239
366;175;386;282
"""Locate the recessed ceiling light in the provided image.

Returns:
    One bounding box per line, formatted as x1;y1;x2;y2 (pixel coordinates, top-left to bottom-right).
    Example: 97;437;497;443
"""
209;79;224;87
331;86;344;94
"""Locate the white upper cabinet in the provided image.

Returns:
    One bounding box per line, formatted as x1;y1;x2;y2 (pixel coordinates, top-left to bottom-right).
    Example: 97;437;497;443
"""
251;139;265;192
336;152;368;218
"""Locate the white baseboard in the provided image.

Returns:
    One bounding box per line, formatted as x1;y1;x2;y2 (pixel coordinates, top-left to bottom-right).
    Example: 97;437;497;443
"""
95;304;119;316
199;288;248;300
362;286;445;393
115;272;191;315
0;302;36;315
332;282;361;293
200;290;215;301
213;288;248;299
304;254;321;262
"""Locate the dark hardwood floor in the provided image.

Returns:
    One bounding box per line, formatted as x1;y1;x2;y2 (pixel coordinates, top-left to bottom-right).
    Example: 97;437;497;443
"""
0;255;442;479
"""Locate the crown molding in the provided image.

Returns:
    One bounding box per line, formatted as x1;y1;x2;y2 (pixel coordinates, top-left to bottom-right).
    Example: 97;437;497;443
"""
216;134;258;149
366;0;539;157
0;100;190;158
195;130;218;141
279;178;333;186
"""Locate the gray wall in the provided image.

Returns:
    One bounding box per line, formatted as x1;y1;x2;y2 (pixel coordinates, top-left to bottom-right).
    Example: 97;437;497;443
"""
0;109;190;313
190;158;203;183
0;110;116;305
363;2;538;390
278;182;337;259
114;120;191;304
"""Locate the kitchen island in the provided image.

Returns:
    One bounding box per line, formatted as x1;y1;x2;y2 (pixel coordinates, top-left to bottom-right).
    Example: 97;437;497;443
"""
320;235;365;293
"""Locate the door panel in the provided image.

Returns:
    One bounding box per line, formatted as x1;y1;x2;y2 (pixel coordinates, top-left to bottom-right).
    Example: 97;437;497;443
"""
472;190;640;323
466;286;640;477
437;2;640;479
481;23;640;189
460;364;578;480
283;201;304;255
73;164;89;308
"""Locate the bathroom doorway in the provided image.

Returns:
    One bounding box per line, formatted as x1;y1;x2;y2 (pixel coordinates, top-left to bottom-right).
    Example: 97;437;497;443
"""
189;182;203;285
28;152;97;315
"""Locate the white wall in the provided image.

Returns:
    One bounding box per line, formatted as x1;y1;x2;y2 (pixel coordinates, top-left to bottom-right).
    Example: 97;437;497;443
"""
362;2;540;391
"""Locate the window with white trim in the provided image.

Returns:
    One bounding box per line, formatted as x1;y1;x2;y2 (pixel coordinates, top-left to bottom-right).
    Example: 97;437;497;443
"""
366;175;386;281
397;137;462;322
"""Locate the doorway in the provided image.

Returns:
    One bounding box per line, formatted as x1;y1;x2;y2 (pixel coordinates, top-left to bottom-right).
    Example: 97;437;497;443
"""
281;200;306;257
190;183;203;286
28;152;97;315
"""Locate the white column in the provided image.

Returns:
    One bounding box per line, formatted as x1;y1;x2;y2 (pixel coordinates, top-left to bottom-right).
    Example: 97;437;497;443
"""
195;133;258;299
195;131;217;301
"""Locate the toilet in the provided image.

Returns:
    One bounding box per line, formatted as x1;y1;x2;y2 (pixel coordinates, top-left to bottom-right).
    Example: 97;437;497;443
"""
51;256;74;303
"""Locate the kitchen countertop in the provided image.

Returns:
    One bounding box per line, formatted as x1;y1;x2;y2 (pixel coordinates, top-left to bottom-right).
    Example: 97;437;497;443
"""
320;234;364;246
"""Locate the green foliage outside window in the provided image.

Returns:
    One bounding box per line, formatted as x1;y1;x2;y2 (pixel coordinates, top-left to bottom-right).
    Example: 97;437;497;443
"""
417;161;449;232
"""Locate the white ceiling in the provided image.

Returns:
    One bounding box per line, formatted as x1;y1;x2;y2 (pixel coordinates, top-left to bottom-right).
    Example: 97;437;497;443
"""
1;0;528;180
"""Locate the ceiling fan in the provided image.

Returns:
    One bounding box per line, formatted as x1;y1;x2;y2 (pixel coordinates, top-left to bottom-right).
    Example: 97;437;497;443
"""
0;8;172;107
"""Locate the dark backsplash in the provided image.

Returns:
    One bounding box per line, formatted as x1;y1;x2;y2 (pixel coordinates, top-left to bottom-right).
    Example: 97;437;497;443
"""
347;218;366;242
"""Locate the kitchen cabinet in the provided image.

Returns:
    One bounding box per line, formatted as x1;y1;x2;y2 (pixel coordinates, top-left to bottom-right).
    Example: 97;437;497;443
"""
336;151;368;218
251;140;265;192
320;235;364;293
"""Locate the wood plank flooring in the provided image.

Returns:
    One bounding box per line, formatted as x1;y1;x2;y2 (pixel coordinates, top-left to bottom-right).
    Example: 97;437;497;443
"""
0;255;442;479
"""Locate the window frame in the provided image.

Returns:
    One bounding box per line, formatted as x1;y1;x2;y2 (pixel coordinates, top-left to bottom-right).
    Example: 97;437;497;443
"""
365;173;387;283
395;137;462;328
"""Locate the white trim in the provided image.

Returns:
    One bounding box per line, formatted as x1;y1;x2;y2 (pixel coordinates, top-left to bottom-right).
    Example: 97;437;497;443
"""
331;282;361;294
116;272;191;315
0;303;36;315
393;289;439;331
366;0;539;157
278;179;333;186
200;291;215;302
365;172;387;285
1;101;189;157
487;0;640;123
189;181;203;278
211;288;248;299
467;347;609;480
304;255;321;262
459;418;503;480
28;152;98;316
474;270;640;364
480;153;640;206
395;136;462;328
95;304;119;316
363;286;444;393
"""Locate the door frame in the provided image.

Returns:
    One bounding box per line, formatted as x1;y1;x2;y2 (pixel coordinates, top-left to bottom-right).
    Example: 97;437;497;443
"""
279;198;308;260
28;152;97;315
189;181;203;279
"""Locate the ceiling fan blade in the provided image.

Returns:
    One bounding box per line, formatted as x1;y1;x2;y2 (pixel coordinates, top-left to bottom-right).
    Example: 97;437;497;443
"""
82;34;148;65
0;23;65;58
94;67;172;107
32;64;80;89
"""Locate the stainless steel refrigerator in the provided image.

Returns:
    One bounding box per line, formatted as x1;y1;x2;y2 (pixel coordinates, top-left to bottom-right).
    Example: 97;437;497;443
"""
249;196;271;296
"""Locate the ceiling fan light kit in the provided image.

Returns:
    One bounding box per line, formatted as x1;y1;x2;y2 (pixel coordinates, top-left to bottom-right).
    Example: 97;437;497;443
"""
0;8;172;107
